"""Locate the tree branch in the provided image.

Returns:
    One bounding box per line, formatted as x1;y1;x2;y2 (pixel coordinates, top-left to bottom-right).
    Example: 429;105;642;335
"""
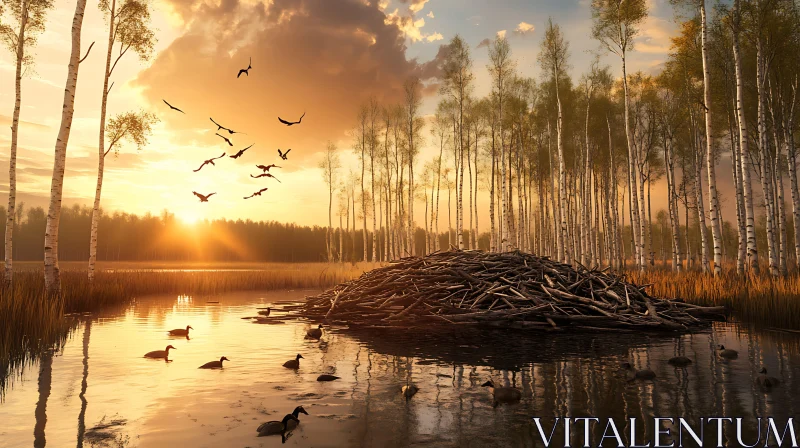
79;41;95;63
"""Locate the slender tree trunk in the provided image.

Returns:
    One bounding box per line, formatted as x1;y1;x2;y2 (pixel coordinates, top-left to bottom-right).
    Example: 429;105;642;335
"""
4;4;29;288
44;0;88;296
732;0;758;273
89;0;116;282
700;1;723;275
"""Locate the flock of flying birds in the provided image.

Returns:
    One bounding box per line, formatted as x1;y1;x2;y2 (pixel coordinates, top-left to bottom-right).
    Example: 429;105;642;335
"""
160;57;306;203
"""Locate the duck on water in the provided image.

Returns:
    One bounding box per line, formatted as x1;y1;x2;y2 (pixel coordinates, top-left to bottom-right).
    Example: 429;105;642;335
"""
257;406;308;436
144;345;176;360
481;380;521;407
168;325;193;337
199;356;230;369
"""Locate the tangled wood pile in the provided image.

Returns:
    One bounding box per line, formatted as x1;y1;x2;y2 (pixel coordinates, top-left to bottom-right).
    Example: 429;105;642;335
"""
302;251;725;331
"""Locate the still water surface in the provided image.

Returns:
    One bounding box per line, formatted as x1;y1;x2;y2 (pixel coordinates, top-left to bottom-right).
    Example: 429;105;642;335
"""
1;290;798;447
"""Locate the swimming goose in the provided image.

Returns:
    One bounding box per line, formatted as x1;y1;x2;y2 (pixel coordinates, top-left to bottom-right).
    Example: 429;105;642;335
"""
144;345;176;359
668;356;692;367
257;307;271;316
199;356;229;369
621;362;656;381
717;345;738;359
481;380;521;407
168;325;193;337
306;324;323;339
757;367;780;388
401;384;419;400
317;374;340;382
257;414;299;438
283;354;303;369
257;406;308;436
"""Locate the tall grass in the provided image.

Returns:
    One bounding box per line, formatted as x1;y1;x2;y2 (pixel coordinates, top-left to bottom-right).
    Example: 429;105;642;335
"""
628;270;800;330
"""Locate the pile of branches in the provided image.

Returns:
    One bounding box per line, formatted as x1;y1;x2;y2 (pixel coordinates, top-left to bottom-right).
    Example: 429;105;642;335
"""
302;250;725;331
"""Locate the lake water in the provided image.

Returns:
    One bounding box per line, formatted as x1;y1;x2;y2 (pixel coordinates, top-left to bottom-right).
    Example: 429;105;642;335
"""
1;289;798;447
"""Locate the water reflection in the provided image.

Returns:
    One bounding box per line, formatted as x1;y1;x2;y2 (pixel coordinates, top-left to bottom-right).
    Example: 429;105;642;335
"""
1;289;798;447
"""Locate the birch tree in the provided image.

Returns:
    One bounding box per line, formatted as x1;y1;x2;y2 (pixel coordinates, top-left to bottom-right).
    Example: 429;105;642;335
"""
88;0;155;282
539;19;571;264
592;0;648;270
320;141;340;262
0;0;53;287
43;0;92;296
487;36;514;252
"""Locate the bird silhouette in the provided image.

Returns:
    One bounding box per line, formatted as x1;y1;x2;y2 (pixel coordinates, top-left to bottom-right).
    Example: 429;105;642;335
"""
193;191;216;202
215;133;233;146
278;112;305;126
163;99;185;114
193;153;226;172
229;144;254;159
210;117;243;135
237;57;252;78
256;164;281;173
244;188;269;199
251;173;281;183
278;149;291;160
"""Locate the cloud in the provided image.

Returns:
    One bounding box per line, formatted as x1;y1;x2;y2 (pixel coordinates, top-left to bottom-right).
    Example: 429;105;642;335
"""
399;0;429;13
426;11;434;19
134;0;447;163
634;16;674;54
426;32;443;42
496;30;507;39
513;21;535;36
476;38;491;49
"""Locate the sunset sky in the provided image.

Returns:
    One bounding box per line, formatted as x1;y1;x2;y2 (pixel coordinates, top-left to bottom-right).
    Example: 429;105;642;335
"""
0;0;689;227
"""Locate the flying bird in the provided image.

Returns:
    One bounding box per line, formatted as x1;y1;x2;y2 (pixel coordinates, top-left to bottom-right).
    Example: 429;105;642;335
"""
237;57;252;78
163;99;185;114
193;191;216;202
210;117;244;135
256;164;281;173
251;173;281;183
215;133;233;146
278;112;305;126
278;149;291;160
229;144;254;160
193;152;226;172
244;188;269;199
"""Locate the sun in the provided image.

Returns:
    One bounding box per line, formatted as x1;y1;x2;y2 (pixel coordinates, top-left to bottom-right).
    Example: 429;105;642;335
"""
179;212;199;225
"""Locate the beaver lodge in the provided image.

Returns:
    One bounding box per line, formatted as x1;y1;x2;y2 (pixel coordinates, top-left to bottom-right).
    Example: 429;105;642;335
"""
302;251;726;331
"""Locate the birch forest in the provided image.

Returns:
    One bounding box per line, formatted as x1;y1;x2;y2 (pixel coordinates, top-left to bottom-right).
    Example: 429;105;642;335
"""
323;0;800;277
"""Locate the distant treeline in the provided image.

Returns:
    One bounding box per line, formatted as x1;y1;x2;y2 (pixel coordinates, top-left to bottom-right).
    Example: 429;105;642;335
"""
0;203;785;268
0;204;475;263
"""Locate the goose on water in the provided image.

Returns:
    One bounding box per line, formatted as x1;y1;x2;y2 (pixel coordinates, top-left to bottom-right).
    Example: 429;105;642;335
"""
306;324;323;339
668;356;692;367
717;345;739;359
144;345;176;359
199;356;229;369
317;374;340;382
621;362;656;381
757;367;780;389
481;380;521;407
168;325;193;337
283;354;303;369
257;406;308;436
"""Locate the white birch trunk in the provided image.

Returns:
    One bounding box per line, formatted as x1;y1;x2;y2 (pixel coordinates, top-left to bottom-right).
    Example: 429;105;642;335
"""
4;4;28;287
44;0;88;296
700;1;723;275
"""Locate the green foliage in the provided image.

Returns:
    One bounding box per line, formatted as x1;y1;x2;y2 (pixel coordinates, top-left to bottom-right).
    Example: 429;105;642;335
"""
591;0;648;55
105;110;158;156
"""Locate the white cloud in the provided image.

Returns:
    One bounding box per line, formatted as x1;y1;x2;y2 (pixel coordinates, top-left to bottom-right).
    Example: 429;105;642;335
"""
497;30;507;39
426;32;443;42
514;21;535;36
409;0;429;13
427;11;434;18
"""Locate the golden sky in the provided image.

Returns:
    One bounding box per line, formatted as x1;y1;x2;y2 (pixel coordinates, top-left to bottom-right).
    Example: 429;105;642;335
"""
0;0;701;227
